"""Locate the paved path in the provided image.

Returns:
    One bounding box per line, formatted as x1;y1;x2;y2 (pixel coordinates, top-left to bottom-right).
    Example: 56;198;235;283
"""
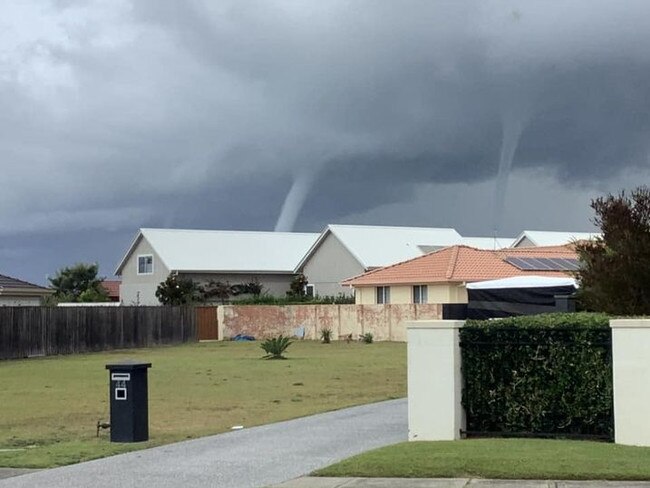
0;399;406;488
271;477;650;487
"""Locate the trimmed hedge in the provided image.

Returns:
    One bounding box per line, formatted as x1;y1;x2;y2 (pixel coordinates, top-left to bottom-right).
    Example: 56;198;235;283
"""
461;313;613;439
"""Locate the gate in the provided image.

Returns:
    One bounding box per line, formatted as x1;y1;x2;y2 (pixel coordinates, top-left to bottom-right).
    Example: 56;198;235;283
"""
196;307;219;341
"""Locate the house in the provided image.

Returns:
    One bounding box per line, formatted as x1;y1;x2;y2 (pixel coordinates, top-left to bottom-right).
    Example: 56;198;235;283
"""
115;228;319;305
295;225;463;297
101;280;121;302
0;274;54;306
512;230;599;248
342;244;578;305
295;224;516;297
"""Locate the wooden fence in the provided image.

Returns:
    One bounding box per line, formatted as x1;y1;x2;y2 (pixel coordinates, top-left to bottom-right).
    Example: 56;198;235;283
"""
0;306;197;360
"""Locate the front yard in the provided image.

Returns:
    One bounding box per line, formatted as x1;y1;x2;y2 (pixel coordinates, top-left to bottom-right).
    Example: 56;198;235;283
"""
0;340;406;468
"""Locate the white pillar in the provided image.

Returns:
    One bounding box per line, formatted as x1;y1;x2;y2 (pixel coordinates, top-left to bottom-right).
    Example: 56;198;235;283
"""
407;320;465;441
611;319;650;446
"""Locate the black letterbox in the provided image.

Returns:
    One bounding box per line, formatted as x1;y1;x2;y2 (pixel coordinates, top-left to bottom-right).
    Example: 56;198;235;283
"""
105;361;152;442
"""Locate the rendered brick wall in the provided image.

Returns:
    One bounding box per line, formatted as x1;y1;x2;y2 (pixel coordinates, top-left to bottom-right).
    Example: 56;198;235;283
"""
219;303;442;341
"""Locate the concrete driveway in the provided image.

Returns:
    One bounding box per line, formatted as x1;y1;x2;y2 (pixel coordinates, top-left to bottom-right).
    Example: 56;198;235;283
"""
0;398;407;488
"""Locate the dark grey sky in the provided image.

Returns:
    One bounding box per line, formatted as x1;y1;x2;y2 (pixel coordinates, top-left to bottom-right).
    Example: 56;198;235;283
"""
2;0;649;284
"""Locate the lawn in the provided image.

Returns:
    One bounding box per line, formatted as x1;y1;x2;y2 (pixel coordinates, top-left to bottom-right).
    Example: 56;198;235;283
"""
314;438;650;480
0;340;406;468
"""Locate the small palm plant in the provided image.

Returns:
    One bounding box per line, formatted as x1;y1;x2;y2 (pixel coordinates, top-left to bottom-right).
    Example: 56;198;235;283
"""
260;335;293;359
361;332;374;344
320;328;332;344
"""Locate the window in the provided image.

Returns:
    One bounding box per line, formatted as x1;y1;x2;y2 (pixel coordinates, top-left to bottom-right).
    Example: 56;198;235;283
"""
304;284;315;298
137;255;153;275
413;285;428;304
376;286;390;304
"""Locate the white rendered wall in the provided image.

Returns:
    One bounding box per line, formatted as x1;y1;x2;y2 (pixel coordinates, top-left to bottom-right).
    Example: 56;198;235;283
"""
407;320;465;441
611;319;650;446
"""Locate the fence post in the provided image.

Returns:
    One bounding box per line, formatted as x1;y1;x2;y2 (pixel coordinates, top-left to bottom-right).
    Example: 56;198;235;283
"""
611;319;650;446
407;320;465;441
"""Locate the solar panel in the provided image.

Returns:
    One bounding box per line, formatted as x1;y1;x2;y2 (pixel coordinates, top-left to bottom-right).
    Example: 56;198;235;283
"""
505;257;536;270
505;256;580;271
555;258;580;270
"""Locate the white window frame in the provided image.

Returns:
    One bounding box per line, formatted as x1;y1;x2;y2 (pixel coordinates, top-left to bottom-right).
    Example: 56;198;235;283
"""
137;254;154;275
376;286;390;304
304;284;315;298
413;285;428;304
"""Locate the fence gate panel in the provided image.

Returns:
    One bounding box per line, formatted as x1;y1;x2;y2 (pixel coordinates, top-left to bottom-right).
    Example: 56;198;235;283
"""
196;307;219;341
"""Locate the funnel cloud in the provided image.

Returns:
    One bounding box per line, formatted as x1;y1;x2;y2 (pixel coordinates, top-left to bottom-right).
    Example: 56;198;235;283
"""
2;0;650;281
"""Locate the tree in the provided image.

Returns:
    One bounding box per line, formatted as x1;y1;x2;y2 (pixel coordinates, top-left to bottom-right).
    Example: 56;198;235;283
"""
203;280;234;304
287;273;308;299
155;274;203;305
575;186;650;315
49;263;109;302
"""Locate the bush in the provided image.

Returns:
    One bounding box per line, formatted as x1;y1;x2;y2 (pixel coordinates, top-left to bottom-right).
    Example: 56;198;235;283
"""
260;335;293;360
361;332;374;344
320;328;332;344
461;313;612;440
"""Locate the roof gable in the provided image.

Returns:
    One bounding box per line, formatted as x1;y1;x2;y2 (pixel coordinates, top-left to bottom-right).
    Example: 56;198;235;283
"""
116;228;319;275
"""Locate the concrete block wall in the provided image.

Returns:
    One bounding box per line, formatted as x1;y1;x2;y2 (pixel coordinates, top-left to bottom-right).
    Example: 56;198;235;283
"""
611;319;650;446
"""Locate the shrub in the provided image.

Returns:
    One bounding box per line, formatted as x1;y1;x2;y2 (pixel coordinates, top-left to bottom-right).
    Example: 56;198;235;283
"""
361;332;374;344
320;328;332;344
461;312;612;440
260;335;293;360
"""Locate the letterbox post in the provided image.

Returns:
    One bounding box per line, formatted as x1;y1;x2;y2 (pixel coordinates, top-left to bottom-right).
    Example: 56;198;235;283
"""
105;361;152;442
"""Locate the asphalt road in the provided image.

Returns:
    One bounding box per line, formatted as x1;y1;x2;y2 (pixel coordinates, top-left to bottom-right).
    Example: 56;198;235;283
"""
0;398;407;488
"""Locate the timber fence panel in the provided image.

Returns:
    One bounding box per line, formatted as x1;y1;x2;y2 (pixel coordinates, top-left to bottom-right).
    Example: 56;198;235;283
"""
0;306;198;360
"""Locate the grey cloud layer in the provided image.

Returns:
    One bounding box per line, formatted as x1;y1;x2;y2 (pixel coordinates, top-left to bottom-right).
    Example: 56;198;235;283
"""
2;0;650;239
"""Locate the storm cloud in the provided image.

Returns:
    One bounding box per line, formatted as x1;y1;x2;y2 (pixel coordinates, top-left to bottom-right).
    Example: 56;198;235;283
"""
2;0;650;282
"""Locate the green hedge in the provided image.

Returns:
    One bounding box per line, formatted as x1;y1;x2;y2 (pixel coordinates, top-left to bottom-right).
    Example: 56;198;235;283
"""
461;313;613;440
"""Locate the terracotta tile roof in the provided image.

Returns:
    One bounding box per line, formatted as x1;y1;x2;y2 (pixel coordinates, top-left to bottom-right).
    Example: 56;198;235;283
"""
342;245;577;286
101;280;121;299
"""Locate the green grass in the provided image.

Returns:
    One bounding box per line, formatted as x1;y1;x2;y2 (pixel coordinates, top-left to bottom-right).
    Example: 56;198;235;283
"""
0;340;405;468
314;439;650;480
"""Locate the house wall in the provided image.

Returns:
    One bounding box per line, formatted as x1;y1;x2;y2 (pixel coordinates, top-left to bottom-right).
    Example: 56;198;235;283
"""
301;233;365;297
355;283;469;305
119;236;170;305
219;303;442;342
0;296;43;306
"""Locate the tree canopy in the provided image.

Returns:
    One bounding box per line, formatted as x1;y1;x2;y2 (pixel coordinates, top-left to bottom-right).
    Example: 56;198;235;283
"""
49;263;109;302
575;186;650;315
155;274;203;306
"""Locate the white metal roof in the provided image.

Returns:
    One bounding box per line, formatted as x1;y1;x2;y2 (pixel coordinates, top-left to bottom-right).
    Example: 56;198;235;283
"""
300;224;463;270
116;228;319;275
460;236;516;249
512;230;600;247
467;276;578;289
